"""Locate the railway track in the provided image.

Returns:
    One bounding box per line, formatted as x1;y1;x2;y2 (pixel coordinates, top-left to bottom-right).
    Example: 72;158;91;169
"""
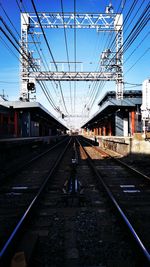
0;136;150;266
0;137;70;262
80;136;150;263
0;136;69;184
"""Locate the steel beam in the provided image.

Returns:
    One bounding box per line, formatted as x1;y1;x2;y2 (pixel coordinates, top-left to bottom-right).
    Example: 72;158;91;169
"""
28;71;117;81
28;12;116;30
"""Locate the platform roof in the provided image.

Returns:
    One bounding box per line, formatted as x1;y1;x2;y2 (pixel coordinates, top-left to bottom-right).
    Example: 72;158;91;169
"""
0;100;68;130
82;90;142;128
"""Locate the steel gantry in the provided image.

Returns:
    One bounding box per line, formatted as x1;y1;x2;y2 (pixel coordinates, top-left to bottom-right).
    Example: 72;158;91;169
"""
20;11;123;101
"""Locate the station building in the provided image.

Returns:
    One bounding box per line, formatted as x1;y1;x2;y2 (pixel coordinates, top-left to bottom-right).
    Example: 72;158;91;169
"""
0;99;67;138
82;90;142;137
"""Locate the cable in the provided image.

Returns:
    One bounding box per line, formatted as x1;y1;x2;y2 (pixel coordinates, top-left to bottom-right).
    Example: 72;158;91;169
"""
124;82;142;86
0;25;28;63
125;48;150;75
17;0;60;99
0;9;60;111
15;0;67;113
89;0;149;111
31;0;69;114
124;32;150;64
0;2;20;38
74;0;77;114
0;35;21;62
82;0;125;115
60;0;73;113
0;81;18;84
31;0;58;70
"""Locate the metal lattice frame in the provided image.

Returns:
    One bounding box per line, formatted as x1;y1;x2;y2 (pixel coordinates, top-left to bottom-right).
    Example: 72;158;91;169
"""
20;13;29;101
29;12;116;29
29;71;119;81
20;12;123;101
115;14;123;99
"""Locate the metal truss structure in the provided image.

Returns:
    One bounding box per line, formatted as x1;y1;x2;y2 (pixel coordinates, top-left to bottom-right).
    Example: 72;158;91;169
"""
29;71;118;81
20;12;123;101
29;12;116;29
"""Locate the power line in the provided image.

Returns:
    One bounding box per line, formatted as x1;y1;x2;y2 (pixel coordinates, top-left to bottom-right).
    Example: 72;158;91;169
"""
0;1;20;38
16;0;60;100
12;0;67;114
124;31;150;64
60;0;73;113
74;0;77;114
124;82;142;86
30;0;57;71
91;1;149;105
31;0;69;114
125;48;150;75
0;25;28;63
0;35;21;62
0;8;60;111
82;0;125;115
0;81;18;84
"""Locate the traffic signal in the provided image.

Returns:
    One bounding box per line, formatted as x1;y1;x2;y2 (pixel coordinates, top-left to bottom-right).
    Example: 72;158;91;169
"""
27;82;35;92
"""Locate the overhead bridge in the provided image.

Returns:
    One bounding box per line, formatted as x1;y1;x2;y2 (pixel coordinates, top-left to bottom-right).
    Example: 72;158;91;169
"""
28;12;116;30
28;71;118;81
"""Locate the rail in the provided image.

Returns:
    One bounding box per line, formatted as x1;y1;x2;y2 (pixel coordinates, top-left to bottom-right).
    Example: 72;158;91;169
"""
77;137;150;264
0;138;71;266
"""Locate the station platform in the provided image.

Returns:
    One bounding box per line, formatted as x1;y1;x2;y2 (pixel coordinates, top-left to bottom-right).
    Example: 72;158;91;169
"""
82;134;150;156
0;135;67;147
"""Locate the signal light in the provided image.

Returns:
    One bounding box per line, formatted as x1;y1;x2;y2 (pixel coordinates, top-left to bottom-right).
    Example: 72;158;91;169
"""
27;82;35;92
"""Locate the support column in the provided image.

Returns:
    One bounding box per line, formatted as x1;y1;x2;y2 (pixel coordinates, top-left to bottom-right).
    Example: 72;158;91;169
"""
99;127;102;136
131;111;135;135
8;113;11;136
0;114;3;136
103;126;106;136
108;121;112;136
14;111;18;137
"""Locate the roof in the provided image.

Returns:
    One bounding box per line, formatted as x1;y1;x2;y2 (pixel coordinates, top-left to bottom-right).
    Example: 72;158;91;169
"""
82;90;142;128
98;90;142;107
0;100;68;130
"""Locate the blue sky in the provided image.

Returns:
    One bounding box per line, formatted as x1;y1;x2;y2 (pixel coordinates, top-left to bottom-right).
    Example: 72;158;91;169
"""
0;0;150;129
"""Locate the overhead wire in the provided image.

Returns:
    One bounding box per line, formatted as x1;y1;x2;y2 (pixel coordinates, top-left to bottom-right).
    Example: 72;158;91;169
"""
30;0;57;71
32;34;60;98
86;0;149;114
0;35;21;63
16;0;60;99
82;0;124;115
123;4;149;53
74;0;77;114
30;0;69;114
60;0;73;113
15;0;67;113
0;2;20;38
124;31;150;65
125;48;150;75
124;82;142;86
1;3;59;111
15;0;60;110
0;24;29;63
1;28;58;109
1;0;149;126
83;0;124;115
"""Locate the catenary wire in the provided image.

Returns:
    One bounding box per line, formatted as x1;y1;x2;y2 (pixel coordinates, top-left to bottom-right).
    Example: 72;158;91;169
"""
60;0;73;113
30;0;69;114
